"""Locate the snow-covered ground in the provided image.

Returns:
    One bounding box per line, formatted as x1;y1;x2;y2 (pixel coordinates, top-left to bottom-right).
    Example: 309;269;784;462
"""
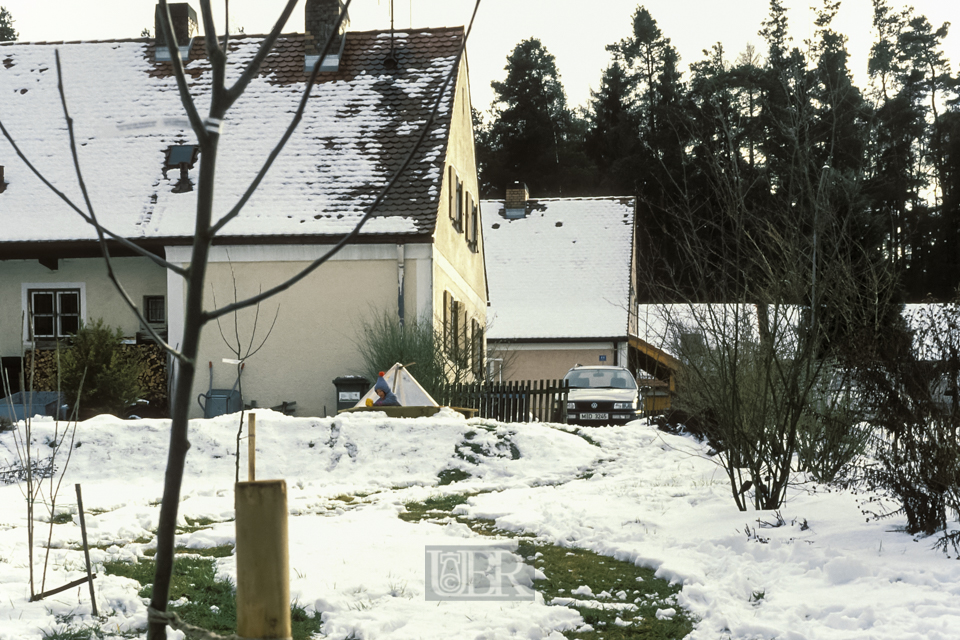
1;410;959;640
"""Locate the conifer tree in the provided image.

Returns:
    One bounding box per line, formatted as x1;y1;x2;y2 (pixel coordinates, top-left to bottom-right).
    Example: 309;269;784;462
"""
0;6;17;42
479;38;576;197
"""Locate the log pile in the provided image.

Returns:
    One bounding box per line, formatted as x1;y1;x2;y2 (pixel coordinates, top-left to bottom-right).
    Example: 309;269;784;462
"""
135;343;168;407
21;349;58;391
22;343;168;409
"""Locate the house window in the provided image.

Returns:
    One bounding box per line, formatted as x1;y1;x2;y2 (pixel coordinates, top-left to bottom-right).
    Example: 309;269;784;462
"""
144;296;166;324
28;289;81;339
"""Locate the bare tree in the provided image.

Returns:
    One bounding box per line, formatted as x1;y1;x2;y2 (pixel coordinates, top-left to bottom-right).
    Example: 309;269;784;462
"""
1;316;86;601
646;95;897;510
209;260;280;484
0;1;482;636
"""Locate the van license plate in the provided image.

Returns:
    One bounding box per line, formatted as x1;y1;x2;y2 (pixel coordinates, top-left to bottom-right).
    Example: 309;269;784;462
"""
581;413;608;420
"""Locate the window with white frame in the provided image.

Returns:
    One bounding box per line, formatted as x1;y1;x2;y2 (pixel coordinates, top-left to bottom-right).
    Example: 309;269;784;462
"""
28;289;81;339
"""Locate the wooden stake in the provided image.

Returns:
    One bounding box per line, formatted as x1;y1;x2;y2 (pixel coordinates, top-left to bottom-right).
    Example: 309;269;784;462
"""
235;480;290;639
75;483;98;616
247;413;256;482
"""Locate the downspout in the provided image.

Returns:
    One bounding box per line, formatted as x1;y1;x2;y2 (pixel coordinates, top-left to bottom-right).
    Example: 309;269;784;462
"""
397;244;405;328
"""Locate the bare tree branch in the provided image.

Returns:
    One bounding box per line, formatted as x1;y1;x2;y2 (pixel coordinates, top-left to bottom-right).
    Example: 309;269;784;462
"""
223;0;302;109
53;53;185;360
220;0;230;53
206;0;483;320
210;0;351;234
0;120;188;277
197;1;226;105
156;0;208;145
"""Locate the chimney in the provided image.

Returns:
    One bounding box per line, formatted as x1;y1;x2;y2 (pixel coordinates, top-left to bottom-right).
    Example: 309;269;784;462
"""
304;0;349;73
504;181;529;219
155;3;198;62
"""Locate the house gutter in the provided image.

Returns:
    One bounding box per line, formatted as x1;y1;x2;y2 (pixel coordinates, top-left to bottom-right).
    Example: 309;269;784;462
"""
397;243;405;328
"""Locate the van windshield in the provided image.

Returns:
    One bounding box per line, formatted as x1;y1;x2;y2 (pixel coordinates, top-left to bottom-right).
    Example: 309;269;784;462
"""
564;369;637;390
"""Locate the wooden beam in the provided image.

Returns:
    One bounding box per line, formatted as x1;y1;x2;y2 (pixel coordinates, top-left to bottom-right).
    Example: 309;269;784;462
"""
32;574;97;601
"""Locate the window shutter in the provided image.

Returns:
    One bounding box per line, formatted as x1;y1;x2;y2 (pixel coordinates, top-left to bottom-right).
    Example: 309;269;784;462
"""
452;299;462;358
455;175;464;232
448;167;456;222
470;318;483;379
443;290;451;349
473;199;479;249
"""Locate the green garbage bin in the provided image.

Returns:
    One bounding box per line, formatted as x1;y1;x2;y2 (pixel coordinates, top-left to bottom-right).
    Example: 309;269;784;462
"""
332;376;369;413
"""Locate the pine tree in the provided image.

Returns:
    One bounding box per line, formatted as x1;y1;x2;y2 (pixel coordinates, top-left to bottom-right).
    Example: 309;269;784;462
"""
866;1;955;298
479;38;575;197
0;6;17;42
585;61;641;195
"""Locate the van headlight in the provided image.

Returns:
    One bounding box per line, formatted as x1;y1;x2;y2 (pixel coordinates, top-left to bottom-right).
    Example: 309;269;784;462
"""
567;402;576;410
613;402;636;410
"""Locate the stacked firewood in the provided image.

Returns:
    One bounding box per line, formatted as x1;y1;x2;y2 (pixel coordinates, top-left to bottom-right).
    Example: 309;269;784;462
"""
22;344;168;407
136;343;168;406
21;349;58;391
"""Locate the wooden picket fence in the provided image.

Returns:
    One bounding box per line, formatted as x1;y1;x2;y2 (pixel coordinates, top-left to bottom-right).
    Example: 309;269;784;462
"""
437;379;569;423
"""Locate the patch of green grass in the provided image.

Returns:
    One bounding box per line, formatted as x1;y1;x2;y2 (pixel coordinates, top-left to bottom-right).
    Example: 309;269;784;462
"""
523;543;694;639
176;516;233;534
399;493;475;522
103;550;321;640
291;601;323;639
400;494;695;639
105;554;236;635
42;623;104;639
45;611;139;639
51;512;74;525
141;544;234;558
332;494;356;503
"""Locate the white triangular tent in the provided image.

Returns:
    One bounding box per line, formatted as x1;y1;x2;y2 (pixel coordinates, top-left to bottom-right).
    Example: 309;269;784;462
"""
354;363;440;407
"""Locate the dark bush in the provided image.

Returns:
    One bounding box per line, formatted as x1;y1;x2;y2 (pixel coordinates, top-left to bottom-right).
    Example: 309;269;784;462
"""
851;301;960;542
60;319;143;417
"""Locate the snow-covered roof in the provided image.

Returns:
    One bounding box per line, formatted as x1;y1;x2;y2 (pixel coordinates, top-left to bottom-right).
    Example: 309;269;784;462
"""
482;197;635;340
0;29;462;245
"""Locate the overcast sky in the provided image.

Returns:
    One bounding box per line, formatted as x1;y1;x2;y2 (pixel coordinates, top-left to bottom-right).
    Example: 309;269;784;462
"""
1;0;957;111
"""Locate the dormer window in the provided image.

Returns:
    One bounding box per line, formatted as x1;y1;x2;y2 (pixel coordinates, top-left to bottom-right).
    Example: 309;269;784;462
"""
163;144;199;193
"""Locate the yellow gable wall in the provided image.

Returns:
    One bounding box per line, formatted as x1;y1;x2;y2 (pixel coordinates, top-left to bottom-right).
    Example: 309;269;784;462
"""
167;244;428;419
0;257;167;356
433;54;488;340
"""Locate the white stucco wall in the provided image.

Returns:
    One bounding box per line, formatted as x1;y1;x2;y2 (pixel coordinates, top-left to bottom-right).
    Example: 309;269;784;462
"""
166;244;432;419
0;257;168;356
